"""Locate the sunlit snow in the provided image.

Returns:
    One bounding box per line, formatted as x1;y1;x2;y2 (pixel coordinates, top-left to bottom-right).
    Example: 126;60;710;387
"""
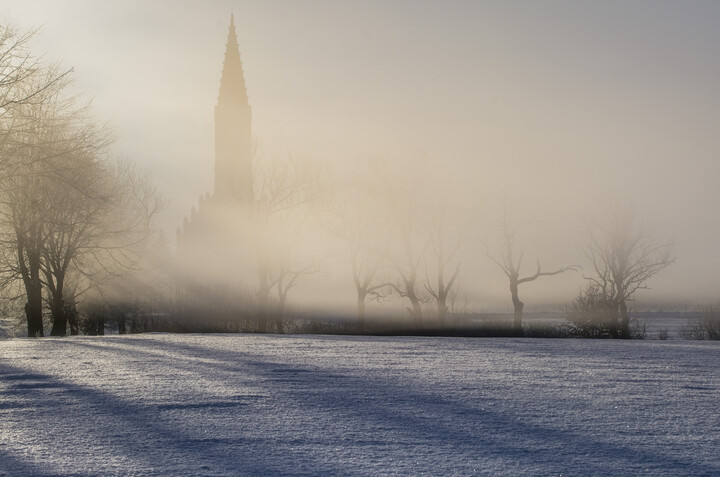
1;334;718;475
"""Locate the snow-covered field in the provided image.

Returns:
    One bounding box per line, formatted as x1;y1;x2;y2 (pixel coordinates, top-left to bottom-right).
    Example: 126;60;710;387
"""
1;334;718;476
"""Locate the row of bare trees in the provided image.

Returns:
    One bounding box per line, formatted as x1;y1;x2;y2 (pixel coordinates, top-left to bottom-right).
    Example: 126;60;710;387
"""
332;157;674;337
168;148;675;339
332;161;475;332
0;25;159;337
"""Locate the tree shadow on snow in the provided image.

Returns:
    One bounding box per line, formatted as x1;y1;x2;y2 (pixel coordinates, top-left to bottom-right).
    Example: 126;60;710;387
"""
0;358;345;476
3;336;717;476
72;336;720;475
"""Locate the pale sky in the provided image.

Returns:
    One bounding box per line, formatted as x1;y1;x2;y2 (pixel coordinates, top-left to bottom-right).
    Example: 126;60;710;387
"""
3;1;720;310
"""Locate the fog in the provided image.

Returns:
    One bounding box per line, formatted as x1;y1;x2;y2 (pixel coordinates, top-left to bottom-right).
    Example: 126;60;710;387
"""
5;1;720;315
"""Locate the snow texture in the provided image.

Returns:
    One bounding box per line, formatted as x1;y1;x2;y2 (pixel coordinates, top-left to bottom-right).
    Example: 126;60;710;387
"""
1;334;718;476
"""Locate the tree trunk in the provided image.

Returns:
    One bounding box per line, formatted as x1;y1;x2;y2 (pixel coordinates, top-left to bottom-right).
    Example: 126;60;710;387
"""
404;279;423;326
257;288;269;333
275;290;290;334
24;282;43;338
129;317;139;334
512;300;524;335
357;291;366;333
619;300;629;339
510;279;523;335
256;266;270;333
274;307;284;334
408;297;423;325
97;317;105;335
435;264;448;325
49;298;67;336
18;242;44;337
437;293;447;326
66;303;79;335
117;313;127;334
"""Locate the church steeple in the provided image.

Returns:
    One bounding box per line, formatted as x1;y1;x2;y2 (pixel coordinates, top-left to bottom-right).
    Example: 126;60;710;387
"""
218;13;249;107
214;13;253;203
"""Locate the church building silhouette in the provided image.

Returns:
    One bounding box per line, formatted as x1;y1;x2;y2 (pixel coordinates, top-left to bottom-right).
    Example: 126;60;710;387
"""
174;15;257;330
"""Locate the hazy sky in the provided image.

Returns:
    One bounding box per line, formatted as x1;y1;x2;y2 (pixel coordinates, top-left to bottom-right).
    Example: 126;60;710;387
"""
3;1;720;310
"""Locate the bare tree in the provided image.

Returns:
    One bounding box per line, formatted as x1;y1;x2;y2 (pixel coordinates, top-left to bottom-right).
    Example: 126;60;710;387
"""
386;220;427;325
350;251;390;332
0;173;45;336
1;63;158;337
0;69;84;337
40;157;107;335
486;216;577;334
1;25;71;173
251;154;322;332
272;258;321;333
582;209;674;338
424;206;465;325
41;159;157;336
0;51;61;337
374;160;434;327
329;177;393;332
95;227;172;335
254;201;322;334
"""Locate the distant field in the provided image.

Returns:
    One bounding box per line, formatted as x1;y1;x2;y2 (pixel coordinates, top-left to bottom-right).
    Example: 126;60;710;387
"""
465;311;703;338
1;334;718;476
0;311;706;340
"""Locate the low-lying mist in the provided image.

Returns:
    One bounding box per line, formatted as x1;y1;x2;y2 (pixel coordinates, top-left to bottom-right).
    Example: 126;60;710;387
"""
140;147;685;335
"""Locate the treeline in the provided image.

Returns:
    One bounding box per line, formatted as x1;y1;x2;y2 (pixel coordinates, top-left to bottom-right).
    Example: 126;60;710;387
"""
0;25;160;337
166;156;678;339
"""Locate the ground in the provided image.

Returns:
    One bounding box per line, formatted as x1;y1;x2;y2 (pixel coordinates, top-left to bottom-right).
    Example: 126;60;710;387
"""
1;334;718;476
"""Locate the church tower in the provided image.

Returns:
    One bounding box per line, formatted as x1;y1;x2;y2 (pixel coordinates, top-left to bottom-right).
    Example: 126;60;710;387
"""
174;14;257;331
215;14;253;203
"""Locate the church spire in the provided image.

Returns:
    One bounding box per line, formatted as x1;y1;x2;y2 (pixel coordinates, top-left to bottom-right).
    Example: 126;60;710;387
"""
218;13;249;106
214;13;253;202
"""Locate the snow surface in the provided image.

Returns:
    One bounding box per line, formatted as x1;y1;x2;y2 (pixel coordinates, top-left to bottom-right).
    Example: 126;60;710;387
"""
1;334;719;476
